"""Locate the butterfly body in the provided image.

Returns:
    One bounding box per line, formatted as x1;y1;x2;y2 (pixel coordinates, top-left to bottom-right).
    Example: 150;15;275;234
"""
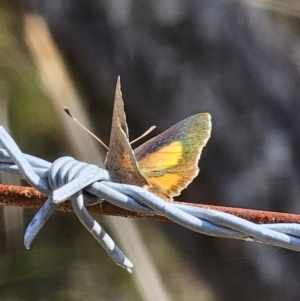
104;77;211;201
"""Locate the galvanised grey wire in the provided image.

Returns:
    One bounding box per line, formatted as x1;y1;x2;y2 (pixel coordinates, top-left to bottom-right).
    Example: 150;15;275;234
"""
0;127;51;194
49;156;133;269
26;156;133;270
1;126;300;268
25;157;106;246
0;126;133;270
103;183;300;251
262;223;300;237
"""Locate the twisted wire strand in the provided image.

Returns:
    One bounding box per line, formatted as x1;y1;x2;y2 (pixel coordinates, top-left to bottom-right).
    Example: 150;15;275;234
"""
0;126;133;270
1;126;300;269
102;183;300;250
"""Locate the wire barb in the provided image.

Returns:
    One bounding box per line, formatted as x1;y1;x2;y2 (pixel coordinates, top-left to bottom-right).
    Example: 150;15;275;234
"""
1;126;300;268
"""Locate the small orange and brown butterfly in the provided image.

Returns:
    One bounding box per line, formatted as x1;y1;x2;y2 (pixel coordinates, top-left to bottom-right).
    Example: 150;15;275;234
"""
104;77;211;201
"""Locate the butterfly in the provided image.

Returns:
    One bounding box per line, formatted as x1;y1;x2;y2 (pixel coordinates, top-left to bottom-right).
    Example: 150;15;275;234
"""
104;77;212;201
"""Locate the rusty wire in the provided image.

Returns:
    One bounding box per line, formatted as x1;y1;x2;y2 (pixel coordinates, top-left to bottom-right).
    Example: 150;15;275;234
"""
1;125;300;270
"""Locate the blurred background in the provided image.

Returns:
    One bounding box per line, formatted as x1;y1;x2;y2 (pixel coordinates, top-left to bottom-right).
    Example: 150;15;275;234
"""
1;0;300;300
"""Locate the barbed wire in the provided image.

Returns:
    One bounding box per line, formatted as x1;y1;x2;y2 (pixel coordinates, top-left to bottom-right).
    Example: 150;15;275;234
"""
1;125;300;271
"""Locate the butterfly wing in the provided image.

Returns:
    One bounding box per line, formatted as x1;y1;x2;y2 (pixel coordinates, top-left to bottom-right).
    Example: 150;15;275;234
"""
104;77;149;186
134;113;211;201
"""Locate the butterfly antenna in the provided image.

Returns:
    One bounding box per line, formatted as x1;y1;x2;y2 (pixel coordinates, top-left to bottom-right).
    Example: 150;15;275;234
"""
130;125;156;145
63;107;109;150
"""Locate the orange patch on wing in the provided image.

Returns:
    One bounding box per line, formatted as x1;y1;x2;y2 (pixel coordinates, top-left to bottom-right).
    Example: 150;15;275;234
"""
138;141;183;171
146;169;199;200
147;173;183;191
